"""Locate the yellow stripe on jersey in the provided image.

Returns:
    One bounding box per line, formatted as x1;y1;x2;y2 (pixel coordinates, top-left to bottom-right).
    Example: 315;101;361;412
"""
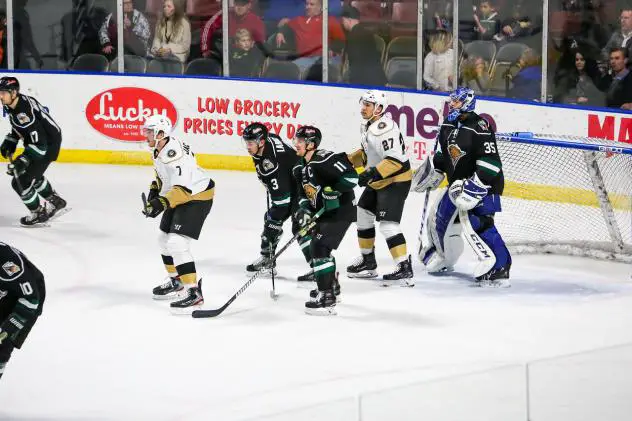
165;186;215;208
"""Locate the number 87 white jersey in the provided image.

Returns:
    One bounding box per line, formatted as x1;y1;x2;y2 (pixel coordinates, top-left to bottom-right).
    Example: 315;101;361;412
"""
360;114;409;168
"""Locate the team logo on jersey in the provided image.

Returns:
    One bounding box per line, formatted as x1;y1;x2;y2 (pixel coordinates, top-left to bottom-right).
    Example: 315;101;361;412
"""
2;261;21;277
167;149;176;158
447;144;466;166
478;119;489;131
378;122;387;130
303;183;321;207
262;159;274;171
16;113;30;124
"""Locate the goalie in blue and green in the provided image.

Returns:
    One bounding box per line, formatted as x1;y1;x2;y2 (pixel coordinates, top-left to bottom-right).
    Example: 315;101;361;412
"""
413;87;512;286
293;125;358;315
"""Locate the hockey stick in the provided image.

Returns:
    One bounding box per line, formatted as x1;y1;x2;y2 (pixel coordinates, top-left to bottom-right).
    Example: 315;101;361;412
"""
266;193;279;301
192;208;325;318
8;154;24;194
141;192;149;218
417;137;440;262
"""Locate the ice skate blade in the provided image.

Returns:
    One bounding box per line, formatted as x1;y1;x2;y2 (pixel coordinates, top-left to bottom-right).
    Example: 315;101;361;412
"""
19;222;50;228
305;306;337;316
246;268;277;277
49;207;71;221
472;279;511;288
152;292;183;301
170;303;203;315
381;278;415;288
346;270;378;279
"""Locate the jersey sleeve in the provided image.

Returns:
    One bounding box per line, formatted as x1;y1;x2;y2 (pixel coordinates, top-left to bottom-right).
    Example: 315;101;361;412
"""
318;152;358;193
472;119;502;185
15;97;51;161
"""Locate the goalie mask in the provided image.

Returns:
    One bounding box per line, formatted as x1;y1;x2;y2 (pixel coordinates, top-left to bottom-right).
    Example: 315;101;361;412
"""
447;87;476;122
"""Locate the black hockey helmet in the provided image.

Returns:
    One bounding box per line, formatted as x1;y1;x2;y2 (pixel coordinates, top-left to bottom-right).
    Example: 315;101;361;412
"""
295;125;322;148
242;122;268;142
0;76;20;93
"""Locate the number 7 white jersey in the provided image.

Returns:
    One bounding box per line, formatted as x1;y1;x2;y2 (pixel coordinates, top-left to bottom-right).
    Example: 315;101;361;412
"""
152;136;213;200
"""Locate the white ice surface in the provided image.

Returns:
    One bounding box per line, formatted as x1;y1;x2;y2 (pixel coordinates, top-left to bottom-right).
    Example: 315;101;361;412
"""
1;164;632;420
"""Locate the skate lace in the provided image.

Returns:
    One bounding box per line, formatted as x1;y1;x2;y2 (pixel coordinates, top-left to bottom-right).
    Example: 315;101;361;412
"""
384;261;405;277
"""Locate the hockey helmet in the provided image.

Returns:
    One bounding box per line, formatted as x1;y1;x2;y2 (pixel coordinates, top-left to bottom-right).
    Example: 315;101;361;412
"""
242;122;269;143
359;89;387;117
294;125;322;148
0;76;20;93
142;114;173;139
447;87;476;122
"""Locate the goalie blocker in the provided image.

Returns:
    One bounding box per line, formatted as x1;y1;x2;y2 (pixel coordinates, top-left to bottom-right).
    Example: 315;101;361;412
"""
413;87;512;287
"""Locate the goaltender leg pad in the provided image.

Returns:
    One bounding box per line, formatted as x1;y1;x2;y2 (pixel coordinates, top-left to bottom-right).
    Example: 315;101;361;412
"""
459;207;496;278
469;195;512;270
422;191;463;272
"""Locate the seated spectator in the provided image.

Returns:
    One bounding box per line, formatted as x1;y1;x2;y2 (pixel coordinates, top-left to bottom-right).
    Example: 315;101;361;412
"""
508;48;542;101
462;56;490;94
340;5;386;86
473;0;501;41
275;0;345;75
99;0;150;60
600;47;632;109
555;49;604;106
601;8;632;63
495;0;538;43
423;30;454;92
149;0;191;63
200;0;265;59
230;28;264;77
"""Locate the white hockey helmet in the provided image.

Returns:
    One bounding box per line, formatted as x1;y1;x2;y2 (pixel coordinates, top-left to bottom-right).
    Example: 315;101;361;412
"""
359;90;387;117
142;114;173;139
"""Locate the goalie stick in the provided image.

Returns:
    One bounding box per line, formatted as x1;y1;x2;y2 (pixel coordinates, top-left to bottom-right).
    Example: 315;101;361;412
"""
192;207;325;318
417;136;440;262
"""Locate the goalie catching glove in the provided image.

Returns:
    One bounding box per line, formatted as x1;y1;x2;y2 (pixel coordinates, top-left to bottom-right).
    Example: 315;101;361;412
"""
411;156;444;192
448;174;490;210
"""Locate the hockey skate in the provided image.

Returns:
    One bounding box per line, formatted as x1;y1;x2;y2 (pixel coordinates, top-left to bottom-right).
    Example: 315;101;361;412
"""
152;276;184;300
346;250;378;278
473;265;511;288
305;289;336;316
246;255;277;276
170;280;204;314
19;202;53;227
47;193;70;220
382;255;415;287
309;273;341;303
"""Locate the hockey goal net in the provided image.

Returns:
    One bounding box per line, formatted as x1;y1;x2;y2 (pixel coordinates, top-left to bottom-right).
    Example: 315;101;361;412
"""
493;132;632;262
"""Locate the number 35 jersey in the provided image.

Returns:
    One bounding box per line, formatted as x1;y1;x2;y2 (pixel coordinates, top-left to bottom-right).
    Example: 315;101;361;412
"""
433;112;504;195
152;136;215;207
347;114;412;190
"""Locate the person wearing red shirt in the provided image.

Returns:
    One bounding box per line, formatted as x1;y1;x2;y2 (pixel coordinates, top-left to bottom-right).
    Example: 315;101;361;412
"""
200;0;265;59
275;0;345;76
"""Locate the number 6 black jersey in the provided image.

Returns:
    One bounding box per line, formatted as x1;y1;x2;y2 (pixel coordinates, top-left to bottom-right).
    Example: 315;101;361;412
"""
433;113;504;195
3;93;62;161
251;133;299;208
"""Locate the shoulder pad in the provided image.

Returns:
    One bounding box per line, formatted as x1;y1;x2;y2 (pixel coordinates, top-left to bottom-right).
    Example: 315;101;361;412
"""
159;139;183;164
368;117;396;137
310;149;334;163
468;114;492;133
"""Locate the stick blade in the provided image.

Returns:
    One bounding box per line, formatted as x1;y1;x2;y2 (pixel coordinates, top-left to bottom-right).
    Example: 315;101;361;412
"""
191;308;224;318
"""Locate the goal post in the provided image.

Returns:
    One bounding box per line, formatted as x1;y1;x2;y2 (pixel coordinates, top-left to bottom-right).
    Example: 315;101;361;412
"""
493;132;632;262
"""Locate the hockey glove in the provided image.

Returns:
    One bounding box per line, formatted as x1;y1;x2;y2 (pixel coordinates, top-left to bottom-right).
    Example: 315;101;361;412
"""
7;155;30;177
147;180;161;201
449;174;490;211
143;196;169;218
0;134;18;159
358;167;380;187
294;198;314;229
0;312;28;346
322;187;341;212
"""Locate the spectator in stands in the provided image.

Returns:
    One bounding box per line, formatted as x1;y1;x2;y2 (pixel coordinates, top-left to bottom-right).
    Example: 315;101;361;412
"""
423;30;454;92
230;28;264;77
0;10;6;69
508;48;542;101
149;0;191;63
14;0;43;69
495;0;538;43
99;0;151;60
340;5;386;86
275;0;345;75
600;47;632;109
264;0;342;37
601;8;632;63
473;0;501;41
555;49;604;106
200;0;265;60
426;0;452;32
462;56;490;95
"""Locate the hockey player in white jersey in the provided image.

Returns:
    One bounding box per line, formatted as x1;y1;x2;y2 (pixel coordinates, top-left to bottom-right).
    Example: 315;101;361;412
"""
346;90;414;286
140;114;215;313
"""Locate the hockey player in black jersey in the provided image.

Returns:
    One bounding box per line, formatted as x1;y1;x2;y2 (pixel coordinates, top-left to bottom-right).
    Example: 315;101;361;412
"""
0;76;67;227
0;242;46;380
293;126;358;315
412;87;511;287
242;123;313;282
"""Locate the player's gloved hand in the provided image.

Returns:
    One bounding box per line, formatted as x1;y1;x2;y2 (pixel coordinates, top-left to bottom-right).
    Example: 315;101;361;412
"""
7;155;30;177
294;198;314;228
322;187;341;211
448;174;489;211
0;134;18;159
143;196;169;218
358;167;379;187
147;180;160;201
0;312;27;346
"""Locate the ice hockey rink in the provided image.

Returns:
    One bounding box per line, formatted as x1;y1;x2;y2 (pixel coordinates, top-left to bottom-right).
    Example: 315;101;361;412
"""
1;163;632;420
